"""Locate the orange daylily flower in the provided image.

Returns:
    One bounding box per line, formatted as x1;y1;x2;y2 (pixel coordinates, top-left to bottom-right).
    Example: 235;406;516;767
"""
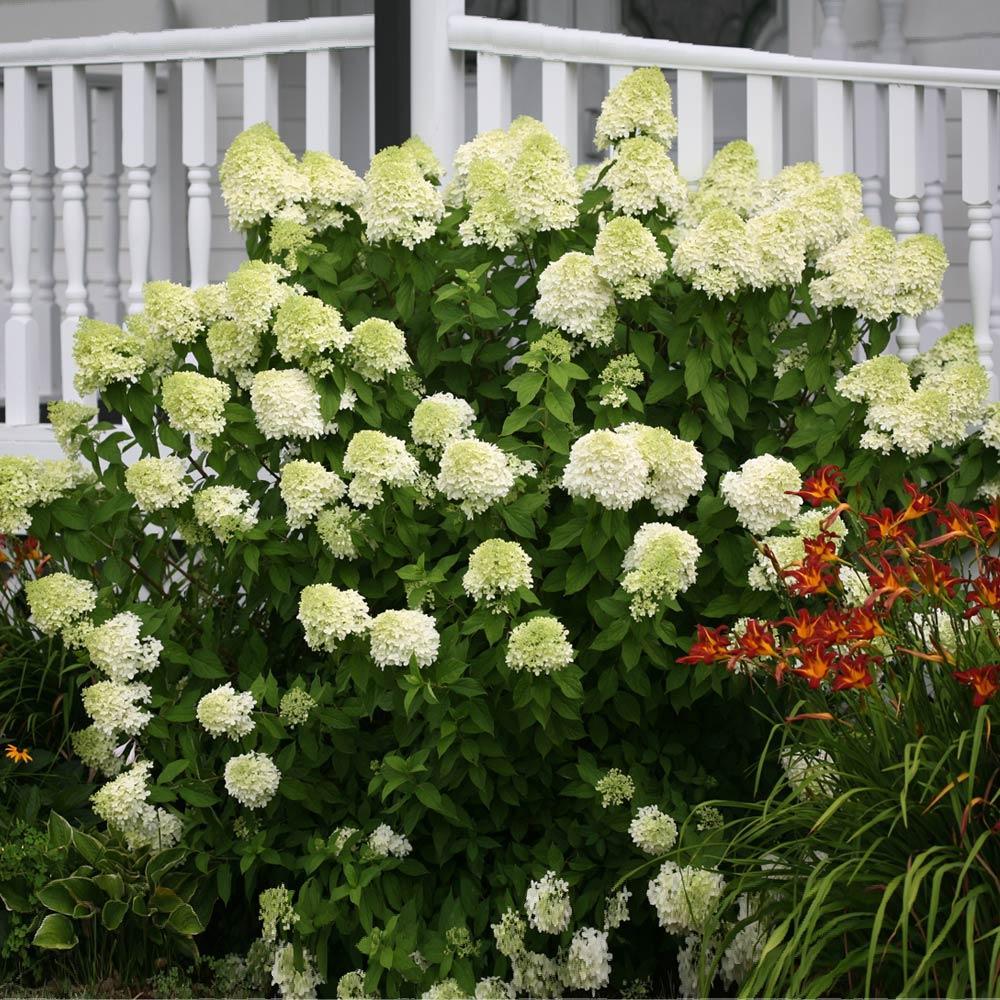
793;648;836;688
953;665;1000;706
861;508;915;547
867;557;912;609
900;481;935;522
910;555;961;599
789;465;844;507
832;654;875;691
735;619;779;660
976;504;1000;546
779;608;828;647
677;625;732;665
784;560;834;596
4;745;31;764
925;502;979;547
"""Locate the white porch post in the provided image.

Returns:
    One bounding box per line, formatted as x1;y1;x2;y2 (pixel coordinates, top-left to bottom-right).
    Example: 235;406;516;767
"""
410;0;465;175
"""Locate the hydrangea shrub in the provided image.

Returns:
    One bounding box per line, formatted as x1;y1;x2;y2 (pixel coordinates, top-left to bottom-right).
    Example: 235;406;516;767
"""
11;69;994;995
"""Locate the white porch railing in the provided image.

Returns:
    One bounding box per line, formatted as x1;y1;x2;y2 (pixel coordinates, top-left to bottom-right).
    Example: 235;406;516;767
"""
0;15;373;452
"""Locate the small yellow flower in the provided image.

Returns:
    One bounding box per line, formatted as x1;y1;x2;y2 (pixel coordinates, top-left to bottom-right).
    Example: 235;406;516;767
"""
4;744;31;764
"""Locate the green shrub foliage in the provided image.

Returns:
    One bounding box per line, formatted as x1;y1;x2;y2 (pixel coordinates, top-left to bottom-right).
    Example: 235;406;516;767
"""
9;69;993;995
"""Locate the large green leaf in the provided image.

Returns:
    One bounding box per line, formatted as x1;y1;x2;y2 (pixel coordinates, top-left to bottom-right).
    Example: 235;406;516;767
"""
33;913;79;950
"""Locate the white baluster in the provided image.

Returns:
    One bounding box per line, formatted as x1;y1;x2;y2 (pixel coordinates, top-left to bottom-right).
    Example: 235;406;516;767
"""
962;88;998;387
91;87;121;325
990;97;1000;350
815;79;853;174
677;69;714;189
243;55;278;129
854;83;886;225
122;62;156;314
31;83;58;400
921;87;947;344
3;67;38;425
541;60;578;163
306;49;341;155
607;65;634;91
52;65;90;402
877;0;908;63
477;52;512;134
182;59;217;289
815;0;848;58
368;46;376;162
746;74;782;177
888;83;924;362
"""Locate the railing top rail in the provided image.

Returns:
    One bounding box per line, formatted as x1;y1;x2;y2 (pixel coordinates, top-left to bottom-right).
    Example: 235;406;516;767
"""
0;15;373;68
450;13;1000;91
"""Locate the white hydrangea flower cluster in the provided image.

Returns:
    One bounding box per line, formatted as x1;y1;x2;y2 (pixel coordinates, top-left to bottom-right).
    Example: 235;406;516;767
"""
279;460;346;529
297;584;371;653
302;149;364;230
226;260;291;335
811;228;947;321
475;977;514;999
629;804;679;855
672;208;761;299
224;750;281;809
24;573;96;642
192;486;258;542
344;430;420;507
82;680;152;737
592;216;668;299
533;251;617;348
435;438;531;517
360;142;444;248
563;425;705;516
349;318;411;381
91;761;183;852
524;870;572;933
368;609;440;668
720;455;802;535
71;725;125;777
506;616;574;675
83;611;162;683
72;317;155;396
271;943;323;1000
719;895;766;991
595;67;677;150
316;505;365;560
142;280;201;345
779;747;835;801
647;861;726;934
602;136;689;218
279;688;316;728
161;371;230;447
562;927;612;993
686;140;761;222
207;319;260;386
0;456;93;533
598;354;644;408
125;456;191;513
218;123;311;230
595;767;635;807
197;683;257;739
603;886;632;931
273;292;350;374
250;369;327;441
411;392;476;450
838;327;988;456
48;400;98;457
336;970;373;999
462;539;533;606
366;822;413;858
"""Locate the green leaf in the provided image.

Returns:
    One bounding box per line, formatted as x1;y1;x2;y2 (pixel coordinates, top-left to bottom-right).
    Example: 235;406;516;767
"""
101;899;128;930
33;913;78;950
166;902;204;937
